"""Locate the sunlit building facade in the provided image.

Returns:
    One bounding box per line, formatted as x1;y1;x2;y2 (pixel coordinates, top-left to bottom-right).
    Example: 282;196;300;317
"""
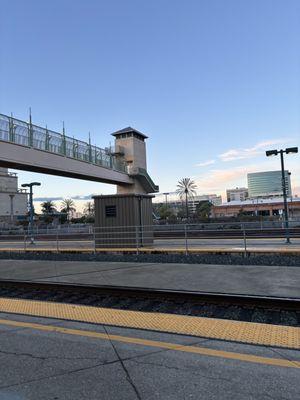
247;171;291;198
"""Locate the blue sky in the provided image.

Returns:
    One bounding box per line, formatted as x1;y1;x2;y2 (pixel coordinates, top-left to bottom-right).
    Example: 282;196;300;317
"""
1;0;299;210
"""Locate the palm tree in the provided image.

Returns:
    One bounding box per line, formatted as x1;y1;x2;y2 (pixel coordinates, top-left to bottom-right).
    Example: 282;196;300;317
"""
83;201;94;216
41;201;57;215
176;178;197;219
61;198;76;221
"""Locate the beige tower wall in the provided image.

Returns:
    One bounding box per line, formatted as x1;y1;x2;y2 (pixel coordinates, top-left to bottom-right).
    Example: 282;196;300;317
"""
114;134;148;194
115;136;147;169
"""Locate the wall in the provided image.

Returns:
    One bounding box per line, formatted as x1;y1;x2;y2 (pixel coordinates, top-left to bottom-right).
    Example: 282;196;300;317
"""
94;194;154;247
115;136;147;169
0;174;18;192
0;192;28;220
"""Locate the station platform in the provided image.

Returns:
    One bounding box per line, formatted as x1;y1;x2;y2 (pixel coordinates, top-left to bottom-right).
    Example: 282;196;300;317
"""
0;259;299;298
0;297;299;399
0;312;299;400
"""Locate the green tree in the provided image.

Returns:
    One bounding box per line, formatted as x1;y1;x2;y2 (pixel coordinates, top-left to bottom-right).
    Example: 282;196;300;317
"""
83;201;95;217
41;201;57;214
157;204;175;220
177;205;186;219
176;178;197;219
40;201;57;224
196;200;212;219
61;198;76;221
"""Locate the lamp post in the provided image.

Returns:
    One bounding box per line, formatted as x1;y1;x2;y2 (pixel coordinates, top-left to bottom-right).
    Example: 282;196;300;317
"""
163;192;169;207
266;147;298;243
21;182;41;244
288;172;293;219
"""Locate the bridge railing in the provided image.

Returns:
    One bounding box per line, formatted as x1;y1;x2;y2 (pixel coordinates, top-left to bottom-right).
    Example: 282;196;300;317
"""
0;113;127;173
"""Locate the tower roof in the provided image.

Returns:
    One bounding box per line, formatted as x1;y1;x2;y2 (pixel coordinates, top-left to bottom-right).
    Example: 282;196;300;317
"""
111;127;148;140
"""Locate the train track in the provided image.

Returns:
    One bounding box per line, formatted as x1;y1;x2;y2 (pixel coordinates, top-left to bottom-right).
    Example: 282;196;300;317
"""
0;279;299;326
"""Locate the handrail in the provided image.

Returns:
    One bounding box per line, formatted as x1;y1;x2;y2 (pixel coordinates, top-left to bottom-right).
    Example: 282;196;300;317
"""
137;168;159;191
0;113;127;173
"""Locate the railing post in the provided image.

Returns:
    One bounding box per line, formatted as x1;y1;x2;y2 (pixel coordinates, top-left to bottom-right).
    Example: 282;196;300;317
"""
62;122;66;155
9;116;16;142
242;223;247;256
88;133;92;162
28;109;33;147
135;226;140;255
184;224;188;255
56;229;59;253
93;227;96;254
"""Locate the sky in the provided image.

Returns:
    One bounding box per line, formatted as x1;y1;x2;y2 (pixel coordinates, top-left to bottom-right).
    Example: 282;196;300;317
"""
0;0;299;212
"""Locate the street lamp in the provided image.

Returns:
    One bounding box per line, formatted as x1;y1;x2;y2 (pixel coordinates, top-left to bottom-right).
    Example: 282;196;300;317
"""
266;147;298;243
21;182;41;244
163;192;170;207
288;172;293;219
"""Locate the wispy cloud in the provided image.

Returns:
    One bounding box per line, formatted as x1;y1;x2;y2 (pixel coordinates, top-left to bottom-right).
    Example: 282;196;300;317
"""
219;139;291;162
34;194;96;202
195;164;255;193
193;155;300;199
196;159;215;167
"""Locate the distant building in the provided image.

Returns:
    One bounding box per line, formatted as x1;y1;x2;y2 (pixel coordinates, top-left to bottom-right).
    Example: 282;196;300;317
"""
211;197;300;218
153;192;222;215
226;187;248;202
0;168;28;225
188;194;222;213
247;170;291;198
72;211;83;219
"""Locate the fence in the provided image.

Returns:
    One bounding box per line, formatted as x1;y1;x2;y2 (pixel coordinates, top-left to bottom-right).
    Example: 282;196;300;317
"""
0;113;126;173
0;221;299;254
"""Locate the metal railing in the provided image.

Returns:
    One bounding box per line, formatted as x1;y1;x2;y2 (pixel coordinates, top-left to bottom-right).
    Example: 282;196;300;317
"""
0;113;127;173
0;222;299;254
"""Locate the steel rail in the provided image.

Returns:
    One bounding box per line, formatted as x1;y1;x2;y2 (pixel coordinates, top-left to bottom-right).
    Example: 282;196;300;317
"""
0;279;299;311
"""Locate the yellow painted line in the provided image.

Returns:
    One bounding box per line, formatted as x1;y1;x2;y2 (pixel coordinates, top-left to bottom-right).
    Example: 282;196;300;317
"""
0;297;299;349
0;317;299;369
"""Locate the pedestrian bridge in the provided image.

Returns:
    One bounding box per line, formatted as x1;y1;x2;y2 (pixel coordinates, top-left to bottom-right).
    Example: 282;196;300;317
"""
0;113;158;193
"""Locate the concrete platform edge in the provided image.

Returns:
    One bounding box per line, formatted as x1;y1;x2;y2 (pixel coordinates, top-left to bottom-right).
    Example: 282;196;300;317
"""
0;250;299;266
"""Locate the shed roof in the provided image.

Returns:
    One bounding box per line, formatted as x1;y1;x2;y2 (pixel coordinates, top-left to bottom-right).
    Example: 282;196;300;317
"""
111;127;148;139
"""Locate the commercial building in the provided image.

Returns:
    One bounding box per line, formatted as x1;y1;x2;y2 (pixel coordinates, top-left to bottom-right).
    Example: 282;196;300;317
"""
0;168;28;225
226;187;248;202
153;192;222;215
211;197;300;219
247;170;291;198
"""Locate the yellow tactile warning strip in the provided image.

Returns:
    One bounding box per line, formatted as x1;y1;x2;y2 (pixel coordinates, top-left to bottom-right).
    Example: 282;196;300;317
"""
0;297;299;349
0;318;299;369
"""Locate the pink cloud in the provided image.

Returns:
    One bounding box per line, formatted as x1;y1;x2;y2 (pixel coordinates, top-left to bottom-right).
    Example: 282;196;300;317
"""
219;138;292;162
196;159;215;167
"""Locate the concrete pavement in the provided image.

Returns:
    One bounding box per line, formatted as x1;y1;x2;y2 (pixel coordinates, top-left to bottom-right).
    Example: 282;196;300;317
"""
0;260;300;298
0;312;299;399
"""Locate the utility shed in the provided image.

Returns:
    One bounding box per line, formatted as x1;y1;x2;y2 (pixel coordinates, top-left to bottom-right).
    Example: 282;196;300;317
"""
93;194;154;248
